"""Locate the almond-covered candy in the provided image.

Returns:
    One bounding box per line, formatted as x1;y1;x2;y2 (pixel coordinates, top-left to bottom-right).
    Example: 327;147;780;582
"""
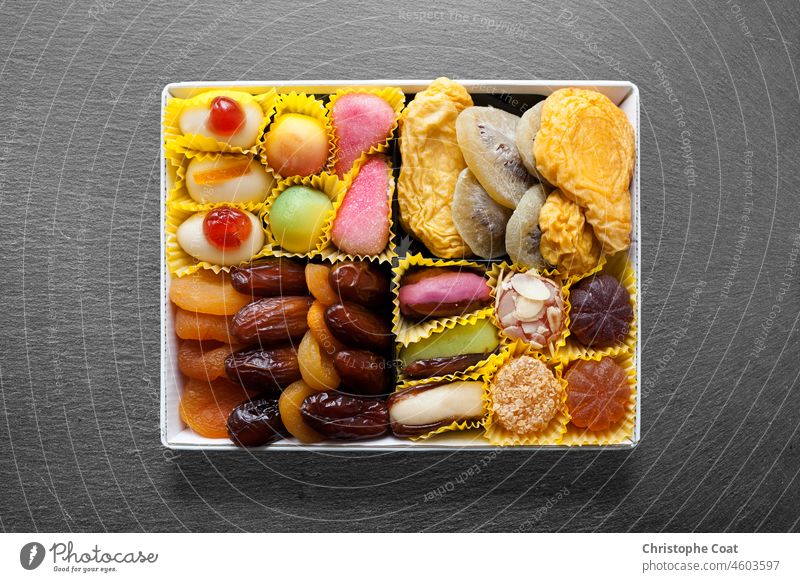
494;270;565;350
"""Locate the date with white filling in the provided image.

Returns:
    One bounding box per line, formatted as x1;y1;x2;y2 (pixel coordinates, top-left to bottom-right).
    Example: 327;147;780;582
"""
388;381;485;438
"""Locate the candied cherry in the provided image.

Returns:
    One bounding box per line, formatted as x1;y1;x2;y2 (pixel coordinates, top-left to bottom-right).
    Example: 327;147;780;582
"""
203;207;252;250
208;96;246;135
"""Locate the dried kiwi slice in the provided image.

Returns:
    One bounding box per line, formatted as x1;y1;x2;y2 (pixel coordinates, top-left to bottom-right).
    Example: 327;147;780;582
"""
505;184;548;269
456;106;536;209
452;169;512;259
515;102;542;176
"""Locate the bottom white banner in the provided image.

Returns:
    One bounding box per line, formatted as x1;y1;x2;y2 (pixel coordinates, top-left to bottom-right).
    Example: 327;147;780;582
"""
0;533;797;580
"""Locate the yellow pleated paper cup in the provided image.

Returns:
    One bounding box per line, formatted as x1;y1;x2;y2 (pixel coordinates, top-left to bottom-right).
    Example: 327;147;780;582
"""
165;205;271;277
260;171;346;260
319;153;396;265
392;253;492;346
164;89;277;155
326;86;405;178
486;262;571;361
559;349;637;446
396;310;507;385
258;92;335;179
556;251;636;364
166;151;274;212
391;375;492;442
483;340;570;446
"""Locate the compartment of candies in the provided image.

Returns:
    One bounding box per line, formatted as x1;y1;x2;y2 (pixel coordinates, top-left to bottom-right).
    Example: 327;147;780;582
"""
165;87;405;270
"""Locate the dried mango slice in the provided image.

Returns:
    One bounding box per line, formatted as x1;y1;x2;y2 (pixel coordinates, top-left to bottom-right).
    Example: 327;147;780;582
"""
534;88;634;253
398;77;473;258
538;190;601;276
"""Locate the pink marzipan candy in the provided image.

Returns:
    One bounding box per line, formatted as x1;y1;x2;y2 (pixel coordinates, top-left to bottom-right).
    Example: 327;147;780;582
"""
331;155;391;255
331;93;395;177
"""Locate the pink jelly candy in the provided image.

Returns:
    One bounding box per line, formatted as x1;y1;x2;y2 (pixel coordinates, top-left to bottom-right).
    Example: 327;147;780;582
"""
331;93;395;177
330;155;391;255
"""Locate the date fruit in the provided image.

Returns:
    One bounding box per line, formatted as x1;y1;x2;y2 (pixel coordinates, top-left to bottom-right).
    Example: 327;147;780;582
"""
324;302;391;352
300;392;389;440
328;261;389;309
229;258;308;296
403;352;489;379
224;346;301;392
333;349;389;395
227;397;288;447
388;380;485;438
232;296;312;345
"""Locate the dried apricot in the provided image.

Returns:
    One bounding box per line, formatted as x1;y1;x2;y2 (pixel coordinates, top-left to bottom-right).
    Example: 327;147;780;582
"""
174;308;236;343
179;377;253;439
297;330;340;391
278;380;325;443
305;263;338;306
307;300;347;356
178;340;237;381
169;269;252;315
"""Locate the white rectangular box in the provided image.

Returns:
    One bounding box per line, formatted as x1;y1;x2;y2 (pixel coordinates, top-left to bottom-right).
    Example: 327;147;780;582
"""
161;80;641;450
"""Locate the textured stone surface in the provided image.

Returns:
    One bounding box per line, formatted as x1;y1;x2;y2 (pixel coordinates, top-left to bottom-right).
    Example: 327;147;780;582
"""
0;0;798;532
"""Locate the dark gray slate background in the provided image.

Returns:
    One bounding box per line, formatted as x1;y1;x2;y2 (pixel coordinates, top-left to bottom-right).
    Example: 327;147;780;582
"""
0;0;798;533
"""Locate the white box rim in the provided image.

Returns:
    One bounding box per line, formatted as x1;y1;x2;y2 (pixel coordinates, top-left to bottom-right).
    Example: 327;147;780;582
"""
160;80;641;451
